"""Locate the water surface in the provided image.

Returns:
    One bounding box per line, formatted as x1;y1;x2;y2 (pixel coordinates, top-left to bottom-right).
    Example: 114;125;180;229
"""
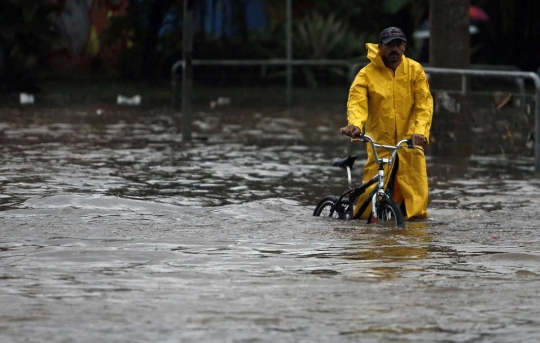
1;106;539;343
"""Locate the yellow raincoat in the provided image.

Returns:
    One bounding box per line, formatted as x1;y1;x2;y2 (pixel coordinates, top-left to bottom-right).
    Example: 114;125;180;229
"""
347;43;433;219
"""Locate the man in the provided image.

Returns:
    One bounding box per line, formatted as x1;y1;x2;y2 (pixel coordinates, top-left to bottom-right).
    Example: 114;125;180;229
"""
340;27;433;220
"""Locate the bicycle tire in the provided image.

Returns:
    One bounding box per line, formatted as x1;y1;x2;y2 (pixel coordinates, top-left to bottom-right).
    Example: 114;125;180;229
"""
313;195;346;219
371;198;405;228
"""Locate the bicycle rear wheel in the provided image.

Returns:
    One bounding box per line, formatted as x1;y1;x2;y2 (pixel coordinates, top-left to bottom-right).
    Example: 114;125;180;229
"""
371;198;405;228
313;195;346;219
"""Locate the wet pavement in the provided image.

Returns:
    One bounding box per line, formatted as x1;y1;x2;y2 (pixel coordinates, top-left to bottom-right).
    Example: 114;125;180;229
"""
1;105;540;342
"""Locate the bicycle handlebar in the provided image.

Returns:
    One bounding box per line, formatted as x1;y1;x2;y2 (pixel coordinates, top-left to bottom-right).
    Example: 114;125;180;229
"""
350;134;414;149
350;134;423;163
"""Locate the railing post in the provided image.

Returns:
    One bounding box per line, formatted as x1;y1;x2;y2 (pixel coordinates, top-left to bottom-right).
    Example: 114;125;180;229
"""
286;0;292;105
531;78;540;175
181;0;194;144
171;61;182;108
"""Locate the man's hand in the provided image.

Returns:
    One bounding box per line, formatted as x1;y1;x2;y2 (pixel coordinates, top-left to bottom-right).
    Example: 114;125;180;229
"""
411;134;427;147
340;125;362;137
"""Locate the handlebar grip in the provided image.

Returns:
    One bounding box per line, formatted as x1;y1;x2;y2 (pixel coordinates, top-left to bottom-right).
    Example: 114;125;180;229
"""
406;139;414;148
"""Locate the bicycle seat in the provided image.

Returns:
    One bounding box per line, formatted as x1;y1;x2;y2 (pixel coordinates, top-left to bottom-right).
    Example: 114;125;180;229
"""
332;155;357;169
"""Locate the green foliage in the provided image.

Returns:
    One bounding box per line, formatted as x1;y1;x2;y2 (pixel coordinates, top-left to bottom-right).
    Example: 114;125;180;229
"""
0;0;63;92
294;12;365;59
384;0;411;14
293;12;367;87
298;0;385;39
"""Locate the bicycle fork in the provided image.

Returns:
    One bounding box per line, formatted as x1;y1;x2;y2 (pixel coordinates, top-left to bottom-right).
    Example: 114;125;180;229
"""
371;161;390;223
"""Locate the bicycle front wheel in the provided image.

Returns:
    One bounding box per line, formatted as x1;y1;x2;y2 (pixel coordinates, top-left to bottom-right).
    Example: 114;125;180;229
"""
375;198;405;228
313;195;345;219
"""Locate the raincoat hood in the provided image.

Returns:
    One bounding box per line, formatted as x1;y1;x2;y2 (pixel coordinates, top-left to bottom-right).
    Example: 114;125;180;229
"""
366;43;405;69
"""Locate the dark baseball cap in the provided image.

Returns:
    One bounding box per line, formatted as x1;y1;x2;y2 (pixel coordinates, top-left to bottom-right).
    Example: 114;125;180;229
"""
379;27;407;44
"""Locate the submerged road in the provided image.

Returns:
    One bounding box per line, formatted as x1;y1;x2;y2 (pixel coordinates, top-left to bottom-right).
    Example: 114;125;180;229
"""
1;106;540;342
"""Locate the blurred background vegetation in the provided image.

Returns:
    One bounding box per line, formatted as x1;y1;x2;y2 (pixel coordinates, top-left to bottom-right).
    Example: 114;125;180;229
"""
0;0;538;94
0;0;63;92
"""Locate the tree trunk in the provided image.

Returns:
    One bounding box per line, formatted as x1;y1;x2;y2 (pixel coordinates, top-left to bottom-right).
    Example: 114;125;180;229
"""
429;0;471;157
429;0;470;89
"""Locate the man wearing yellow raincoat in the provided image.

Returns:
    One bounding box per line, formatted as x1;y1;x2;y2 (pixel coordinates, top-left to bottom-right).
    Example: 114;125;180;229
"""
340;27;433;220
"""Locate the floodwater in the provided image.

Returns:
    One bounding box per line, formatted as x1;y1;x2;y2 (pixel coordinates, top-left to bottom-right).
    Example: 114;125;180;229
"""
1;105;540;343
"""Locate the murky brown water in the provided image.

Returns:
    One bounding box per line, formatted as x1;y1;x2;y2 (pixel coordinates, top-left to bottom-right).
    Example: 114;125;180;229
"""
1;105;540;342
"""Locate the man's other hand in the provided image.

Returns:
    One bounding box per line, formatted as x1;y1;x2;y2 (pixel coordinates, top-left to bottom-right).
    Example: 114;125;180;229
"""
411;134;427;147
340;125;362;137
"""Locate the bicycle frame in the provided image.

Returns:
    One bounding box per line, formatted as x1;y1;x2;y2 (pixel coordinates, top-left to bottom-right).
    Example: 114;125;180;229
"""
329;134;422;221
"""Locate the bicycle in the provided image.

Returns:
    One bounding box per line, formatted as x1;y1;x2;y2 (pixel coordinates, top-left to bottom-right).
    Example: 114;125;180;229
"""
313;134;423;228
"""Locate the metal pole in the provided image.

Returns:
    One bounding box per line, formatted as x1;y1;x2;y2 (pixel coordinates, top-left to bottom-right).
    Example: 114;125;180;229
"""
171;60;182;107
286;0;292;105
536;82;540;174
182;0;194;144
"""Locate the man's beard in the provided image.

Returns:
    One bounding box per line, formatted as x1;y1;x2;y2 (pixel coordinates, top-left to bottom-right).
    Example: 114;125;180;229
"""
388;53;400;62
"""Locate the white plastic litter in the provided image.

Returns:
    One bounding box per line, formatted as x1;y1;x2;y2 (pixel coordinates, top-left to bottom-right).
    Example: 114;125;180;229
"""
210;97;231;109
117;95;141;106
20;93;35;105
217;97;230;106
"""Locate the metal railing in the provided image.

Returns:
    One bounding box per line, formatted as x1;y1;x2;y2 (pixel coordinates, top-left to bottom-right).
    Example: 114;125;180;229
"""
171;59;364;106
171;60;540;173
423;67;540;173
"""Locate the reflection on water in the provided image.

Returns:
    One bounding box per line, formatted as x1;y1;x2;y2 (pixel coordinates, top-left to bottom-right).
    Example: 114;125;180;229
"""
336;222;433;279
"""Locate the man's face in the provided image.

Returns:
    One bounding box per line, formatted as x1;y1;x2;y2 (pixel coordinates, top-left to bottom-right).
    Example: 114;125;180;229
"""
378;39;406;64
